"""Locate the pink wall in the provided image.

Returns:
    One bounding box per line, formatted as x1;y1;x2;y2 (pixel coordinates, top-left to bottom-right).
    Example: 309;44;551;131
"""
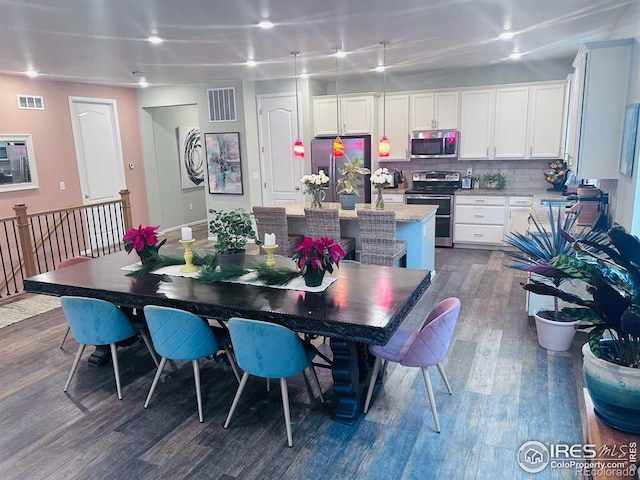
0;75;149;225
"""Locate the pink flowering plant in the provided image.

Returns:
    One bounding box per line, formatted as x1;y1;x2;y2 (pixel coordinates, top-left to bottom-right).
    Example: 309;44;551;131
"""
292;236;345;274
123;224;166;259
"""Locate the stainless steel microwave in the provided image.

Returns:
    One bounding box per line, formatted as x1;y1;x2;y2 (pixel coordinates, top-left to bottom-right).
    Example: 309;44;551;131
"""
410;129;459;159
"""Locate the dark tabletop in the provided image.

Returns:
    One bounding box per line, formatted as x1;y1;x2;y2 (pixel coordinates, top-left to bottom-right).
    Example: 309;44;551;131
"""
23;251;431;345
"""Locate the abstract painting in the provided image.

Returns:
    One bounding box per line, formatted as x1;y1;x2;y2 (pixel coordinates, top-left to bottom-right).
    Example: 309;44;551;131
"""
177;126;204;189
619;103;639;178
205;132;243;195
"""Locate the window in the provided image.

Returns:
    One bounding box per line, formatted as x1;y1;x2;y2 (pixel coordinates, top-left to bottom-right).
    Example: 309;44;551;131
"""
0;134;39;192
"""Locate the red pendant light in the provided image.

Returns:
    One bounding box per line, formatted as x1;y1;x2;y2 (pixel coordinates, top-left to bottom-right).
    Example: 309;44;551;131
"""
378;41;391;158
332;47;344;158
333;136;344;157
291;51;304;158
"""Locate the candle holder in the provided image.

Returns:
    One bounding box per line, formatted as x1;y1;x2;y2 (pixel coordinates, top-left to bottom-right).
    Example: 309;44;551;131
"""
263;244;278;268
179;239;199;273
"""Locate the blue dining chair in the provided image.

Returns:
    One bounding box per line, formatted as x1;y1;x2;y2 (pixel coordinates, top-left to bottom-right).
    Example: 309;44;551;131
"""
223;317;324;447
363;297;461;432
57;256;93;349
143;305;241;423
61;296;159;400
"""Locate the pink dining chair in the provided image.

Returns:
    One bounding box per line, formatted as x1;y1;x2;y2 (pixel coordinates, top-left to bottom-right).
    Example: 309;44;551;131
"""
57;256;93;348
363;297;461;433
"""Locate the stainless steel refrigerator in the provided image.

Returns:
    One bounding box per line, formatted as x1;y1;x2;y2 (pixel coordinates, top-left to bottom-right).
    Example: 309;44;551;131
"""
310;135;371;203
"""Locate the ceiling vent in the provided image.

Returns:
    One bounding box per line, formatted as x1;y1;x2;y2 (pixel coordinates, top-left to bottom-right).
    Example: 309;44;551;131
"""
17;95;44;110
207;87;236;122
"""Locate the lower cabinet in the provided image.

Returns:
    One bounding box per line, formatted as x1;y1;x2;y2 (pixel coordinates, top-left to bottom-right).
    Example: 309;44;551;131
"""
380;192;405;203
454;194;532;247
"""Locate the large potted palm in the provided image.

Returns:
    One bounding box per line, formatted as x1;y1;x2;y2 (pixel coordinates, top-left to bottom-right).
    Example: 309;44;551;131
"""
523;225;640;434
502;205;602;351
336;156;370;210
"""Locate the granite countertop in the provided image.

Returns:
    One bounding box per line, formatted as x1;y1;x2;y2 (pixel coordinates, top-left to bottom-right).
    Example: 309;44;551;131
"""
279;201;438;222
455;187;568;199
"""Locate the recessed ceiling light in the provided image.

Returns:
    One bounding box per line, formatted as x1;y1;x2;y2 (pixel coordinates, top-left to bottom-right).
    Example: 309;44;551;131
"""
258;20;274;29
246;59;257;67
499;31;515;40
335;50;347;58
25;69;39;78
299;72;309;78
147;35;164;44
509;52;522;60
375;65;386;73
138;79;149;88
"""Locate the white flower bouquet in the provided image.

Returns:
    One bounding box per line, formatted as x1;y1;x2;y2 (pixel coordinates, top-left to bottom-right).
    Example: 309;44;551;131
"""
370;168;393;190
300;170;330;195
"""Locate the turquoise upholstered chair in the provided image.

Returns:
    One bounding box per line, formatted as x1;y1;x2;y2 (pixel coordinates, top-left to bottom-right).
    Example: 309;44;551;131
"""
61;296;158;400
57;257;93;348
143;305;240;423
223;317;323;447
363;297;460;432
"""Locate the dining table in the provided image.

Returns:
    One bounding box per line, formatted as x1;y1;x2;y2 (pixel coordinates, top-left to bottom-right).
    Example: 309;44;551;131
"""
23;250;431;424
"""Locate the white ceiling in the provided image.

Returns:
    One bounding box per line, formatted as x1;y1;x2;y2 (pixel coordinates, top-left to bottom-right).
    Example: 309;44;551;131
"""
0;0;637;87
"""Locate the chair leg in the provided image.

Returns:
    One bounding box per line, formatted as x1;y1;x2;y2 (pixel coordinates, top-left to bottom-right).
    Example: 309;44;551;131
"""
192;359;204;423
59;326;71;349
224;345;241;383
64;344;86;392
306;366;324;404
110;343;123;400
363;357;383;413
280;377;293;447
144;357;168;409
266;378;271;392
224;372;249;429
139;331;159;367
421;366;441;433
436;363;453;395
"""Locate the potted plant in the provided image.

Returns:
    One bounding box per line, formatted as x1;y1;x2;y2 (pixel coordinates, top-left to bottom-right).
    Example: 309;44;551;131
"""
336;156;370;210
502;205;602;350
522;225;640;433
208;208;260;265
123;224;166;265
481;171;507;190
291;236;344;287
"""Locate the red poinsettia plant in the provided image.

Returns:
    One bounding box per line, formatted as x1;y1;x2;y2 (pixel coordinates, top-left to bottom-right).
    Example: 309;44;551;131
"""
123;224;166;260
292;236;345;274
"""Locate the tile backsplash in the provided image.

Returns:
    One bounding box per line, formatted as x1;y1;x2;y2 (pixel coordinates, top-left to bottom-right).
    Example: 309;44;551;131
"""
380;158;553;191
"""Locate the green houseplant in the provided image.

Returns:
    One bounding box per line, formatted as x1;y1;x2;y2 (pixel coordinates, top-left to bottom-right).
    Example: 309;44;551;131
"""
208;208;260;265
481;172;507;190
502;205;603;350
523;225;640;433
336;156;370;210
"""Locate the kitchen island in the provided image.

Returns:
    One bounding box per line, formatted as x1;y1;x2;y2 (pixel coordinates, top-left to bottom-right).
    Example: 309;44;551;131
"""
280;202;438;271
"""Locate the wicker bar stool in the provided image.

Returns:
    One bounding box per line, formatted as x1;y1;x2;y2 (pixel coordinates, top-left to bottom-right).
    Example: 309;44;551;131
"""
304;208;355;259
253;206;301;256
356;210;407;267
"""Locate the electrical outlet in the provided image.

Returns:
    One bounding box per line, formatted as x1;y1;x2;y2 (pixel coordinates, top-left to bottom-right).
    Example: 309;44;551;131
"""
189;203;193;210
59;181;66;191
466;168;473;176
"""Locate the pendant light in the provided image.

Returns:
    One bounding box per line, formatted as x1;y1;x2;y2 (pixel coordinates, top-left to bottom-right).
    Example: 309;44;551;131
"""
291;51;304;159
332;47;344;157
378;41;390;158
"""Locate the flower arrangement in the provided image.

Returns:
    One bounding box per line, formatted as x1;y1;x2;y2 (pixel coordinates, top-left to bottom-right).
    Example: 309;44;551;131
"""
292;237;344;286
370;167;393;190
300;170;330;195
123;224;166;263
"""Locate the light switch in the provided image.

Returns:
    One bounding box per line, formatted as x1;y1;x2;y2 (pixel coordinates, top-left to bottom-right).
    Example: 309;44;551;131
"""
252;171;259;180
59;181;66;190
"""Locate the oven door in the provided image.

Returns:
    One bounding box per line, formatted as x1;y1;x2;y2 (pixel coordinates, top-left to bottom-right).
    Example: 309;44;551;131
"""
404;194;454;247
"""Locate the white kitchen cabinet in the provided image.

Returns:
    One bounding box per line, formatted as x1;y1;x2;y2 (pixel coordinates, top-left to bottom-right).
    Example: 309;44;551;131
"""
494;87;529;159
459;89;494;159
312;94;377;137
380;192;405;203
410;92;459;131
454;195;506;245
506;196;533;238
378;94;410;161
527;83;566;158
566;39;632;179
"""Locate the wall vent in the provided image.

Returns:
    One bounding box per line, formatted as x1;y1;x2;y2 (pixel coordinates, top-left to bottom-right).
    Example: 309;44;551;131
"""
17;95;45;110
207;87;236;122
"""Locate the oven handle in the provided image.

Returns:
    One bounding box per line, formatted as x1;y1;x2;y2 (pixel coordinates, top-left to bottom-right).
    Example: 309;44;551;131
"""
405;195;452;200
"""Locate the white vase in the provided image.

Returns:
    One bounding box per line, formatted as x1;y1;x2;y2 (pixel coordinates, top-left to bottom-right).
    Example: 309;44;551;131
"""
533;309;580;351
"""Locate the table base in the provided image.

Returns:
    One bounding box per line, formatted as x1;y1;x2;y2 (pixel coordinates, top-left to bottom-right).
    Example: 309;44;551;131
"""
330;339;372;424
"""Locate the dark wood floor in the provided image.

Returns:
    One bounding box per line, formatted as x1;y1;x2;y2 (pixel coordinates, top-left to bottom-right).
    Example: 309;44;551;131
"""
0;247;587;479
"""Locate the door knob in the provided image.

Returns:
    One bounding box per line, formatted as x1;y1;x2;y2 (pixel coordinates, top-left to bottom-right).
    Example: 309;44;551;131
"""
84;194;89;198
295;186;300;191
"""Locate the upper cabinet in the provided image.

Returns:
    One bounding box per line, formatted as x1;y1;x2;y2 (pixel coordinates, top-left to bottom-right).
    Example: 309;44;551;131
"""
566;39;632;179
313;94;377;137
460;82;565;160
378;94;410;161
410;92;459;131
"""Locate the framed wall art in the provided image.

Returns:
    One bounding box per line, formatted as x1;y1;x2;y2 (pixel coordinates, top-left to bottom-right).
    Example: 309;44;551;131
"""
177;126;204;189
205;132;243;195
619;103;640;178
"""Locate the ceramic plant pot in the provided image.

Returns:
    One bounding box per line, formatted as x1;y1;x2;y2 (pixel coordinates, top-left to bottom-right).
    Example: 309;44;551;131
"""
217;249;246;267
582;341;640;434
339;193;357;210
533;309;579;351
303;268;325;287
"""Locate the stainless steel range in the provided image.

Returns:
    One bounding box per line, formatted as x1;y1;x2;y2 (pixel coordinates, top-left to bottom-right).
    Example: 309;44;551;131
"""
405;171;461;247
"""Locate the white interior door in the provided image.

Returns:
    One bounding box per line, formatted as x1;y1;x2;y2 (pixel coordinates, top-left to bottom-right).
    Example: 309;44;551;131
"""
68;97;126;252
257;93;303;205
